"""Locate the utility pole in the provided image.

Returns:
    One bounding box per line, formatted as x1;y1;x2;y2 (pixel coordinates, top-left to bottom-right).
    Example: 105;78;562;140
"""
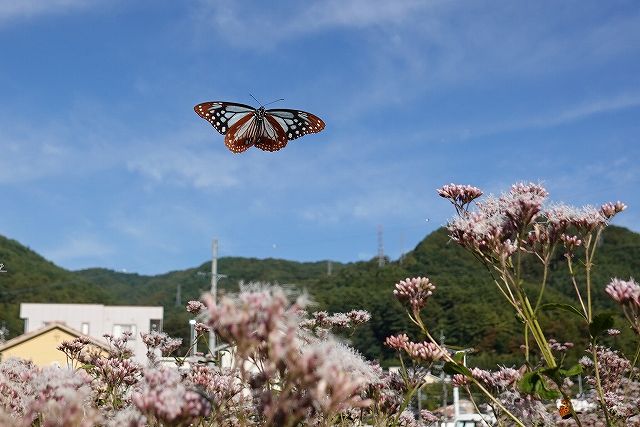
327;260;332;276
209;239;218;354
440;331;447;409
175;283;181;307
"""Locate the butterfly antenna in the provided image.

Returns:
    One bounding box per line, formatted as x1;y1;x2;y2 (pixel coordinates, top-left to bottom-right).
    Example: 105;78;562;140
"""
263;98;285;107
249;93;263;107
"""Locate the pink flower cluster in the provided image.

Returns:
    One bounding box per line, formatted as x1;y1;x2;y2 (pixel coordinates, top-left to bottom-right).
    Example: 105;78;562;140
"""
405;341;446;362
579;346;640;421
58;336;91;361
605;278;640;305
502;182;548;229
91;357;140;388
605;278;640;334
102;332;134;360
300;309;371;331
549;338;574;353
186;300;206;314
203;285;375;424
600;201;627;219
384;334;446;362
141;331;183;364
384;333;410;351
438;183;483;208
469;366;521;390
443;183;627;263
393;277;436;312
133;367;211;424
0;359;101;426
452;373;470;387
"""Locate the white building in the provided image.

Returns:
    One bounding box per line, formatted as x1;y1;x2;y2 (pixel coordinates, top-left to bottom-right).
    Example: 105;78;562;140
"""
20;303;163;362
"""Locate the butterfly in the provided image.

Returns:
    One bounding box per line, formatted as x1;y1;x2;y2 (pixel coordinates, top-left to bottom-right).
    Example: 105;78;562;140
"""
558;398;572;419
194;101;325;153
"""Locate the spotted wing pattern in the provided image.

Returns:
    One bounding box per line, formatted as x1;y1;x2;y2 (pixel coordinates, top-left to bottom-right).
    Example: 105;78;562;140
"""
224;113;287;153
194;102;255;135
194;101;325;153
558;399;572;419
266;109;325;140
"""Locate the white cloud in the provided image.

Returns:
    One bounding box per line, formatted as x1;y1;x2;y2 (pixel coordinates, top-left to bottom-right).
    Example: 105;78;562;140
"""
300;188;432;224
126;143;241;190
194;0;433;48
515;93;640;130
0;107;236;189
0;137;72;184
0;111;125;184
406;92;640;144
44;234;114;264
193;1;640;122
0;0;101;26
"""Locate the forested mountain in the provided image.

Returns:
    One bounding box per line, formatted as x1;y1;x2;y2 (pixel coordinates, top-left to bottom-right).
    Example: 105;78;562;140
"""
1;226;638;367
0;235;114;337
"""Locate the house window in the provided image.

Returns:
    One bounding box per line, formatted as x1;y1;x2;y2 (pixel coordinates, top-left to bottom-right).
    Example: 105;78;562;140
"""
81;322;90;335
150;319;162;332
113;324;137;340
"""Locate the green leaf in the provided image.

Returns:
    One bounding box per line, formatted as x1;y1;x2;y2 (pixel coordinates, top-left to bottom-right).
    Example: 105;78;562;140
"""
540;367;562;385
518;371;538;394
535;377;561;400
560;364;583;377
539;303;586;321
451;351;465;364
443;361;472;377
589;312;615;338
519;370;561;400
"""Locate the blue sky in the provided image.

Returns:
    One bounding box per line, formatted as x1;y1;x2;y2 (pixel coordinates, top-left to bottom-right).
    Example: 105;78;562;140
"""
0;1;639;274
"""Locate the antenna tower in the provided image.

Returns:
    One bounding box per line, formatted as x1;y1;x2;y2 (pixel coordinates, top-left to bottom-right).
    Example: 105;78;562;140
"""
377;225;385;267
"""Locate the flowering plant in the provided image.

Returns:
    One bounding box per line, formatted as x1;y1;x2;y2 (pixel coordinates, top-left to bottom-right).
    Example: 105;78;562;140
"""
0;182;638;426
430;182;638;426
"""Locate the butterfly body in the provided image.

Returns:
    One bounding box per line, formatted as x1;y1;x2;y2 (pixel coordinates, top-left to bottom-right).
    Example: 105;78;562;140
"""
558;398;572;419
194;101;325;153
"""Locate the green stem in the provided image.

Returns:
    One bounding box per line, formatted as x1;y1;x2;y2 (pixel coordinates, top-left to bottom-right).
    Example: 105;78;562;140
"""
584;234;594;322
584;228;603;322
418;320;526;427
511;231;556;368
629;340;640;381
567;256;588;319
523;326;531;365
463;385;492;426
534;248;554;313
518;286;557;368
392;384;421;426
591;342;612;426
471;379;526;427
559;390;584;427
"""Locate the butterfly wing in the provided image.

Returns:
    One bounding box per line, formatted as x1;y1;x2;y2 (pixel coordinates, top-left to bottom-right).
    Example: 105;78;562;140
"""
558;399;572;419
194;102;255;135
225;112;288;153
266;109;325;140
195;102;324;153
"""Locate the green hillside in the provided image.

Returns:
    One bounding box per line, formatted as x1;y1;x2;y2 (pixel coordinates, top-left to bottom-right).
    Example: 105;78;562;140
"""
74;258;346;347
1;226;638;367
309;226;640;367
0;235;114;337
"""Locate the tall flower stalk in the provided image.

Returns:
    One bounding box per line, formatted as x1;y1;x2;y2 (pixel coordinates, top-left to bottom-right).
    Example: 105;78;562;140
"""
387;276;526;426
441;183;558;368
439;182;628;426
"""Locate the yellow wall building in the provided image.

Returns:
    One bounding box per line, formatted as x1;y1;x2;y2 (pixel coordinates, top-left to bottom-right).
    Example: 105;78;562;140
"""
0;322;109;366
